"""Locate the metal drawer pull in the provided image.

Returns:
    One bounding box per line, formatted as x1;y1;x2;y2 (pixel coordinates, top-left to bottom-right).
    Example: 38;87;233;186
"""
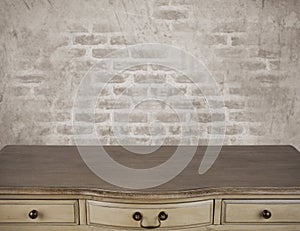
262;209;272;219
133;211;168;229
158;211;168;221
133;212;143;221
28;209;39;219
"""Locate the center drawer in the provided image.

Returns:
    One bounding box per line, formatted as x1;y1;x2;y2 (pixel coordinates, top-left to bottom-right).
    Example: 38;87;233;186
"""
0;200;78;225
222;199;300;224
87;200;213;229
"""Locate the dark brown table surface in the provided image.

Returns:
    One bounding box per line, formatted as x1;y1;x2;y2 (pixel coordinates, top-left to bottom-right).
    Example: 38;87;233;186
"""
0;145;299;195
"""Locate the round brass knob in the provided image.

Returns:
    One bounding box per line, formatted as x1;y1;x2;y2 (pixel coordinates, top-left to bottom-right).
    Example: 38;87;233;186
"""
28;210;38;219
158;211;168;221
133;212;143;221
262;209;272;219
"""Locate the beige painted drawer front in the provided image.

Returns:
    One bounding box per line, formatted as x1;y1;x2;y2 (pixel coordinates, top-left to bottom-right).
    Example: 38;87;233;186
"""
222;200;300;224
87;200;213;229
0;200;78;224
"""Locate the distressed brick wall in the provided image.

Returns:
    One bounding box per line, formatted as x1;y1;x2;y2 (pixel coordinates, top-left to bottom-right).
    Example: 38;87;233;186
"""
0;0;299;149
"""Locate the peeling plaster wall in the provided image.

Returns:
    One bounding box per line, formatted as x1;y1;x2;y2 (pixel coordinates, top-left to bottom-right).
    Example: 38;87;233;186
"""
0;0;299;149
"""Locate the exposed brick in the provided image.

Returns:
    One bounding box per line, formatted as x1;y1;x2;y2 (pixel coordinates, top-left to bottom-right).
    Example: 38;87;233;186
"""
226;125;243;135
22;100;53;111
258;49;279;59
241;61;266;71
201;34;227;45
112;126;129;135
54;97;73;110
98;88;111;97
213;21;246;33
115;87;149;97
95;113;110;123
34;87;56;97
9;86;31;96
134;73;166;83
245;23;260;45
56;125;74;135
97;99;131;110
116;137;150;145
128;113;148;123
229;87;244;95
172;21;197;32
169;125;181;135
193;113;225;123
208;124;243;135
231;36;245;46
135;100;165;110
131;48;167;59
16;75;45;84
67;48;86;57
127;64;149;71
153;113;180;123
149;126;166;136
92;49;115;58
225;100;245;109
93;22;119;33
66;23;88;33
113;86;126;95
33;57;53;71
154;10;188;20
114;112;148;123
150;86;187;96
75;113;93;122
154;0;170;7
33;112;52;122
91;73;127;83
254;74;282;83
110;36;135;45
191;86;221;96
35;127;52;136
96;126;113;136
131;126;150;136
76;126;93;134
1;0;299;148
171;0;194;5
109;75;127;83
74;35;107;45
207;100;225;108
249;126;266;136
268;60;280;70
208;113;226;122
113;61;148;71
174;75;193;83
192;98;207;109
54;112;71;122
229;112;264;122
163;137;181;145
168;99;194;109
182;125;202;136
68;60;95;72
214;48;247;58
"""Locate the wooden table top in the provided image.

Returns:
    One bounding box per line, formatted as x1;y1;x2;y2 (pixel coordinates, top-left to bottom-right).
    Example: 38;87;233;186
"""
0;145;299;197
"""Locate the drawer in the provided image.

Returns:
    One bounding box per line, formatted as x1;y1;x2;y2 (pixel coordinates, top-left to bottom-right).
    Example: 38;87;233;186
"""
222;199;300;224
0;200;78;224
87;200;213;229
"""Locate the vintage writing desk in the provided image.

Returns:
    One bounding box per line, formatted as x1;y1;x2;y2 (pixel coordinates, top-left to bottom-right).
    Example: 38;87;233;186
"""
0;145;299;230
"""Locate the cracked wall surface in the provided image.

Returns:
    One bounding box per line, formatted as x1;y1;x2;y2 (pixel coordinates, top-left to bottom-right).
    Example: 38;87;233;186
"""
0;0;299;149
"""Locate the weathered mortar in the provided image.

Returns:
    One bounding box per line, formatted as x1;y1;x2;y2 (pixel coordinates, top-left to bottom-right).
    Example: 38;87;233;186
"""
0;0;299;149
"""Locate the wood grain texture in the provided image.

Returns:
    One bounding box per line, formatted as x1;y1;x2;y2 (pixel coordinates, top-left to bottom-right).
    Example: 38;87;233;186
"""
222;200;300;224
0;145;299;198
87;200;212;228
0;200;78;224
